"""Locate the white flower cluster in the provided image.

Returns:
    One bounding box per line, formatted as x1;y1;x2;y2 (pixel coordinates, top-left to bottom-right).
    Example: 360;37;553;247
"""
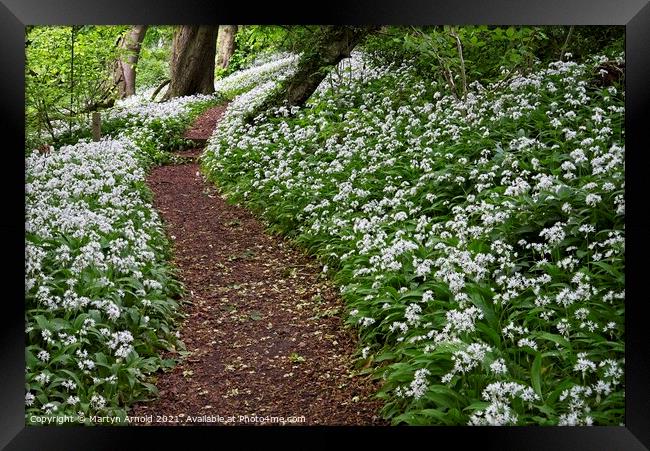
26;139;161;291
469;381;540;425
214;53;299;97
109;93;216;123
202;51;625;425
26;136;178;416
395;368;431;400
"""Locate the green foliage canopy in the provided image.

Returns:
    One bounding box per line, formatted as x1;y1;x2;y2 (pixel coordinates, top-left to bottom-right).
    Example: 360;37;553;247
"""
26;26;127;147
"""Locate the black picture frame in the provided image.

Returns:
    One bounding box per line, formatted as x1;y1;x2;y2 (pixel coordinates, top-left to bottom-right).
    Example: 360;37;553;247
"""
2;0;648;449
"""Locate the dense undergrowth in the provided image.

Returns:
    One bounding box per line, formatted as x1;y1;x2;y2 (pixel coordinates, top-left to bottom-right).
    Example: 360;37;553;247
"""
26;138;183;422
202;51;625;425
29;94;220;163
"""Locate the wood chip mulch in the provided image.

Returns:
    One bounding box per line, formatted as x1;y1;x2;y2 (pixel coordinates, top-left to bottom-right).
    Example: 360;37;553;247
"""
182;103;229;142
130;105;387;426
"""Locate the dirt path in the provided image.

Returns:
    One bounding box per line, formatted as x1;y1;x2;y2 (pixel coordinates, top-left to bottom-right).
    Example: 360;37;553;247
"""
130;105;385;426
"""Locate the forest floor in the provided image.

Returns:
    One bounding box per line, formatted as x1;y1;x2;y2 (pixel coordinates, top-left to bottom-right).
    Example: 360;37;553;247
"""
130;105;386;426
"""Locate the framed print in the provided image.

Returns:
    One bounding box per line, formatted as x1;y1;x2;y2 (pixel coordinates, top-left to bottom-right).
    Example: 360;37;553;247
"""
2;0;649;449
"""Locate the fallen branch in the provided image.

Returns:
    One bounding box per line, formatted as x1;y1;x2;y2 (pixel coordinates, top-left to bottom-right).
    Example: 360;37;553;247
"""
449;27;468;102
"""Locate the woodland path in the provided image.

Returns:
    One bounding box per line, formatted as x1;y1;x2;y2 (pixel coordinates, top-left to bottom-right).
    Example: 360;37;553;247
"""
130;104;385;425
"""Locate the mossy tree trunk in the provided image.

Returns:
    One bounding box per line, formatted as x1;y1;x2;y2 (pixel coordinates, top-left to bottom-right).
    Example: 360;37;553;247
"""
245;26;376;122
163;25;218;100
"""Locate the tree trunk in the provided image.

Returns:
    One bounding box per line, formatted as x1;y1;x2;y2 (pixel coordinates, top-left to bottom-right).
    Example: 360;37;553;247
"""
113;25;148;98
245;26;376;122
163;25;218;100
216;25;238;69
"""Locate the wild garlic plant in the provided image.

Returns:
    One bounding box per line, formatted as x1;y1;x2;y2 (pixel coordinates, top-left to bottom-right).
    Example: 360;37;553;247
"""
202;52;625;425
213;52;299;98
25;137;184;421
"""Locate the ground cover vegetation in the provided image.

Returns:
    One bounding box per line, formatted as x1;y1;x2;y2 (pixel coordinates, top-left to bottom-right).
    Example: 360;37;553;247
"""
202;26;625;426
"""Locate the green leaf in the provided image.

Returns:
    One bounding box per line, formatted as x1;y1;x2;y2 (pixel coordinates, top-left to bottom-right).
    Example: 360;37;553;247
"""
417;408;449;422
531;353;543;399
533;331;572;351
546;379;576;404
463;400;491;412
26;349;39;367
34;315;51;332
591;261;623;282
